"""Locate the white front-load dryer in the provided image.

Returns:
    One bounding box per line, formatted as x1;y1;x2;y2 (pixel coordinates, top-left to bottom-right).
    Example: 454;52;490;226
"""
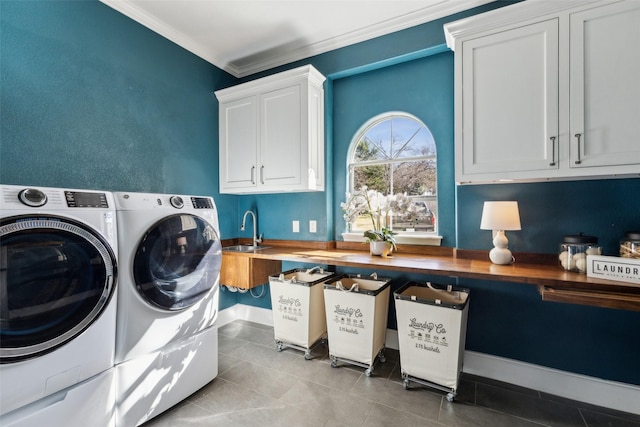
0;185;118;427
113;191;221;427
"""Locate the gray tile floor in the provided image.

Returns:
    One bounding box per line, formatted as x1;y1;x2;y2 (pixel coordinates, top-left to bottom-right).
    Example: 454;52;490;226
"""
145;320;640;426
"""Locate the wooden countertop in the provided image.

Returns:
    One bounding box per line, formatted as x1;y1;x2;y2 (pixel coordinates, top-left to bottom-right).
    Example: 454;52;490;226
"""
222;240;640;311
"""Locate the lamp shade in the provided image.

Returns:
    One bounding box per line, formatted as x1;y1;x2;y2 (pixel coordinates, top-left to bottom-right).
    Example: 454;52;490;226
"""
480;201;521;231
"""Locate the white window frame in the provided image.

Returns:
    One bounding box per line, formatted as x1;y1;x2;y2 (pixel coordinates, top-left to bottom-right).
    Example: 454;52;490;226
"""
341;112;442;246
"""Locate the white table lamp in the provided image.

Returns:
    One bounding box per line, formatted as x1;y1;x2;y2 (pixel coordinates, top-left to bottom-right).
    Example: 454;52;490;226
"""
480;201;521;265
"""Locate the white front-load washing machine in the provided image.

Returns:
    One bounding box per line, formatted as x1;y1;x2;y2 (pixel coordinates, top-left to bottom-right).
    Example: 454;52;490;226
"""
0;185;118;427
113;191;221;427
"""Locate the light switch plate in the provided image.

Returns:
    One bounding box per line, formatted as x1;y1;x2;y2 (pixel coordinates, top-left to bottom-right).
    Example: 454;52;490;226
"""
309;220;317;233
292;220;300;233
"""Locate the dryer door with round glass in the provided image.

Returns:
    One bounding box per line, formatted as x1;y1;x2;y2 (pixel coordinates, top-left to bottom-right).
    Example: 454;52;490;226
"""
133;214;221;311
0;216;117;363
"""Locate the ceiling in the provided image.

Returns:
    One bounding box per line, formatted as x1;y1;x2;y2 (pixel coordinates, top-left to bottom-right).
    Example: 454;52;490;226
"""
101;0;494;78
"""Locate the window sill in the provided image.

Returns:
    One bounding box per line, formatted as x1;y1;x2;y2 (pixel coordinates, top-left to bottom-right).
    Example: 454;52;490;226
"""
341;232;443;246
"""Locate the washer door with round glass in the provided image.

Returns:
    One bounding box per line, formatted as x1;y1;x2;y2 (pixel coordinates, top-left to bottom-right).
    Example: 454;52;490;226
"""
133;214;221;311
0;215;117;364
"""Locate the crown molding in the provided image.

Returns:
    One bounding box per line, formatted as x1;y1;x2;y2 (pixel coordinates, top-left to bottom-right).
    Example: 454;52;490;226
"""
232;0;496;77
101;0;494;78
444;0;613;50
100;0;228;69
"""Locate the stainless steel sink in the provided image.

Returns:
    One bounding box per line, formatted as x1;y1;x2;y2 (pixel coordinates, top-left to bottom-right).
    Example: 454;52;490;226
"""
222;245;270;253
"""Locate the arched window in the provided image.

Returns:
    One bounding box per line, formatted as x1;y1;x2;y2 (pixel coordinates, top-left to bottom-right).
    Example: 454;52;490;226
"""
344;112;439;243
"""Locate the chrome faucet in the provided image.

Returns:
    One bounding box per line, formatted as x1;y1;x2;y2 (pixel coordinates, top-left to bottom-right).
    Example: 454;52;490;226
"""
240;210;262;246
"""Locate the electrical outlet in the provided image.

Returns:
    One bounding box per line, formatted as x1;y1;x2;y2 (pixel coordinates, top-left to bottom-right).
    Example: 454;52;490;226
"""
292;220;300;233
309;220;317;233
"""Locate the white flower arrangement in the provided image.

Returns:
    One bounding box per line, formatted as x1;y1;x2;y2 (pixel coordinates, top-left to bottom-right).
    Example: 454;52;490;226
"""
341;186;424;249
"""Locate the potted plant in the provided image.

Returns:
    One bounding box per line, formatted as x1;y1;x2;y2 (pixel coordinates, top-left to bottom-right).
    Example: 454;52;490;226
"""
364;228;396;257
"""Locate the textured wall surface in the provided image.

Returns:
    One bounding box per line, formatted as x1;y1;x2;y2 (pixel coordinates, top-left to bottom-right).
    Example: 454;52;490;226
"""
2;0;639;385
0;0;237;235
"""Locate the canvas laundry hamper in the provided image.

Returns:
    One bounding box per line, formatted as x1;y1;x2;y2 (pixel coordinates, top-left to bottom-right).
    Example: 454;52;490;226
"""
269;267;337;359
323;273;391;376
394;281;470;401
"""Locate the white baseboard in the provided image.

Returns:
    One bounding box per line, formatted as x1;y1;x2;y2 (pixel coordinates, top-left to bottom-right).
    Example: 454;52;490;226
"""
216;306;238;328
462;350;640;415
217;305;273;328
235;304;274;326
221;304;640;415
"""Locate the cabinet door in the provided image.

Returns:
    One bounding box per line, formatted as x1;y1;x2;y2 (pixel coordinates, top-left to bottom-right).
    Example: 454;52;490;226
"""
570;1;640;169
219;96;258;192
458;19;559;182
220;254;281;290
260;85;303;189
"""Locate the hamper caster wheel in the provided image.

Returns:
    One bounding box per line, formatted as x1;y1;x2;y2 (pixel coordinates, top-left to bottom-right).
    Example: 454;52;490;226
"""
365;368;372;377
330;356;338;368
403;379;410;390
304;351;312;360
446;393;455;402
379;354;386;363
276;342;283;352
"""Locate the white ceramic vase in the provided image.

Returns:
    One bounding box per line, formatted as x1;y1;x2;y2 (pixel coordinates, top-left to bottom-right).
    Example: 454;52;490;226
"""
370;241;392;257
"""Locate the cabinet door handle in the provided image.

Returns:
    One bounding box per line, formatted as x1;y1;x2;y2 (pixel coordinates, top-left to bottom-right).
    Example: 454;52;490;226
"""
260;165;265;184
574;133;582;164
251;166;256;184
549;136;556;166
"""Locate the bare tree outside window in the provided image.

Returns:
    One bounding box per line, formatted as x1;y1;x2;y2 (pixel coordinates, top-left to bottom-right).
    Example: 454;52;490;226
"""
348;113;437;233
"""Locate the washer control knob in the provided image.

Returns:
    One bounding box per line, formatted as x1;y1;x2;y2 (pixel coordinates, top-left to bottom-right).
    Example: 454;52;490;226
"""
170;195;184;209
18;188;47;207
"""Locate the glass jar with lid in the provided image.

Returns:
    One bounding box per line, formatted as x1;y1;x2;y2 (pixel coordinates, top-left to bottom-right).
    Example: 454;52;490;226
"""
620;231;640;259
559;233;601;273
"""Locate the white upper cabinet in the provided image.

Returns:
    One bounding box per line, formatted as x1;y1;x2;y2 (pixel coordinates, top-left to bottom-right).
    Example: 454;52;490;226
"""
215;65;326;194
445;0;640;184
460;19;559;178
569;1;640;169
219;96;258;190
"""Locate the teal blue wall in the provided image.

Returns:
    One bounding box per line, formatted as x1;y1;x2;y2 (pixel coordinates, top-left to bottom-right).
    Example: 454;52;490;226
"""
457;180;640;255
331;53;456;246
3;0;639;386
0;0;238;237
